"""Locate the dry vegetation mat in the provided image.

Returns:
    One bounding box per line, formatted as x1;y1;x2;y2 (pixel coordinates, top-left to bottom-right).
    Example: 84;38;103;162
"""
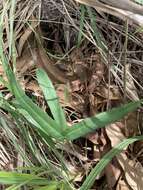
0;0;143;189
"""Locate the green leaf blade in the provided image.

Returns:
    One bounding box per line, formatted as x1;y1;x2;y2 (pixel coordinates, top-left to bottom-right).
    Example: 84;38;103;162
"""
0;172;48;185
80;135;143;190
36;68;67;131
64;101;142;140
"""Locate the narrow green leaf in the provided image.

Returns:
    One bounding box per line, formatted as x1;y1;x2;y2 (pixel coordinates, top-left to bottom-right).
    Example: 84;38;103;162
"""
135;0;143;5
87;7;107;52
64;101;142;140
6;185;18;190
80;135;143;190
11;77;64;140
0;172;48;185
34;183;58;190
0;57;64;140
0;7;64;141
37;68;67;131
77;5;85;47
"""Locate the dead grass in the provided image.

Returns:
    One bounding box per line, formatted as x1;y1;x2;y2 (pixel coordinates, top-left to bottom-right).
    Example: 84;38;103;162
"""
1;0;143;189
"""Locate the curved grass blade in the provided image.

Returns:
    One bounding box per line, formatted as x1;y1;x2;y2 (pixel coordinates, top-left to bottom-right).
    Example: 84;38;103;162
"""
0;3;64;140
36;68;67;131
80;135;143;190
7;71;64;140
6;182;58;190
64;100;142;140
0;49;64;140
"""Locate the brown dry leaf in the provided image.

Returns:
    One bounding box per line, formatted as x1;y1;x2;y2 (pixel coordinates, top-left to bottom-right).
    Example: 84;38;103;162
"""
56;82;86;113
89;94;105;112
16;49;37;76
56;84;72;108
70;48;84;63
70;48;89;83
73;63;88;83
71;79;83;92
16;48;38;91
17;46;69;84
125;112;139;137
64;160;84;182
106;123;127;189
96;85;121;100
36;48;68;83
132;140;143;166
88;54;105;93
87;129;121;186
116;179;130;190
99;129;121;188
106;122;125;146
89;84;121;114
86;132;99;145
118;154;143;190
26;80;42;97
106;122;143;190
17;18;39;56
71;93;85;113
105;161;121;189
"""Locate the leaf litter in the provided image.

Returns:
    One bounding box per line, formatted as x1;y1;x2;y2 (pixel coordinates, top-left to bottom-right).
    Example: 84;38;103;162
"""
1;0;143;189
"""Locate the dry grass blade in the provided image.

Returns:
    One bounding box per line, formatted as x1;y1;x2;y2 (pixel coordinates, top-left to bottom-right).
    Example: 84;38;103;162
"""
75;0;143;25
1;0;143;189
